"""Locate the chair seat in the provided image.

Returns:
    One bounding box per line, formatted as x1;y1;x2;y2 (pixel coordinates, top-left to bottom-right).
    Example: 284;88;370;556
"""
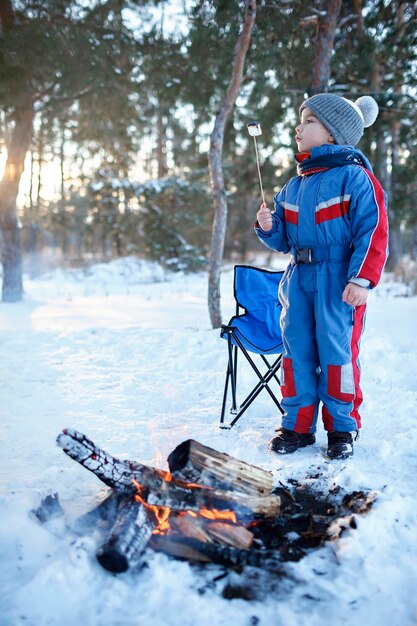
222;315;283;355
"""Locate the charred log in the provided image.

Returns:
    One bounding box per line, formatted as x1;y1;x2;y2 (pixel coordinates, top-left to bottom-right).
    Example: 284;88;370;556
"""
167;439;273;495
150;535;283;573
57;429;280;518
96;497;157;573
56;428;146;494
32;493;64;524
75;489;125;533
204;521;254;549
150;534;213;564
169;513;254;549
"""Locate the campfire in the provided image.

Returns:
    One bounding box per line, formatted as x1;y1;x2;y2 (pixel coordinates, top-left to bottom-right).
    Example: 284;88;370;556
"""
33;429;377;578
55;429;282;573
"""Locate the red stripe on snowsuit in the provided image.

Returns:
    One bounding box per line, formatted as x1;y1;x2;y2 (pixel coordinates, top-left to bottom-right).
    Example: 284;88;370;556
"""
281;357;296;397
328;365;355;402
356;167;388;287
322;304;366;431
349;304;366;429
322;406;334;431
284;209;298;225
294;404;316;434
315;199;350;224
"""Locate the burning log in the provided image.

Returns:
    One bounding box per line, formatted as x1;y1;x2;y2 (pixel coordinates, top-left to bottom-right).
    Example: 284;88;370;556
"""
204;521;254;549
167;439;273;495
169;513;254;550
170;514;212;544
57;429;280;518
150;535;283;573
96;496;158;573
142;476;280;519
150;535;213;564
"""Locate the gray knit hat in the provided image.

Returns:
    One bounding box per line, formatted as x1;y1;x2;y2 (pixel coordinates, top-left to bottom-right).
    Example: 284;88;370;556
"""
299;93;379;146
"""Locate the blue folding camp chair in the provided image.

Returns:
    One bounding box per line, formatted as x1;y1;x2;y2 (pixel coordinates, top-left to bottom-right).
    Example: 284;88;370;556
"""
220;265;285;429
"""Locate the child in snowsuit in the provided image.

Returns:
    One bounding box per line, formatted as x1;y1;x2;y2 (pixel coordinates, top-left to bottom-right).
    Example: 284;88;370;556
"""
255;93;389;460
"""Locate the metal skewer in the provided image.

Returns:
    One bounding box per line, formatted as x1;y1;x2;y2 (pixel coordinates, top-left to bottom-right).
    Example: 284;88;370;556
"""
247;121;265;205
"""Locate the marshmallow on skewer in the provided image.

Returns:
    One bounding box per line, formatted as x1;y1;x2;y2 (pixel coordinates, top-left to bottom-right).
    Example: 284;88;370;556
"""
247;121;262;137
246;121;265;203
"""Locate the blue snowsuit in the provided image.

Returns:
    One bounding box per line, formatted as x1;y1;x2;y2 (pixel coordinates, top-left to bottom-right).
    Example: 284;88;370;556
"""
255;144;388;434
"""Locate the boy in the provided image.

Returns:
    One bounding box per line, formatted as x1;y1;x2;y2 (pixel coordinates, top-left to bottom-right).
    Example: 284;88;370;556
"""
255;93;388;460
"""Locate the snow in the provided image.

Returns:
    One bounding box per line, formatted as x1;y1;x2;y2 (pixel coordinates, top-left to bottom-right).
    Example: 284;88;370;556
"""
1;255;417;626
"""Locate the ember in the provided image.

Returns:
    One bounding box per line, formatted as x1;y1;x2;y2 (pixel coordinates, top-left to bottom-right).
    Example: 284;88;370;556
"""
50;429;376;578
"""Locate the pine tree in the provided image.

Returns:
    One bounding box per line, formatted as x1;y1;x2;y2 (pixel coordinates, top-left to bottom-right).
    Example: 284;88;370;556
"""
0;0;140;300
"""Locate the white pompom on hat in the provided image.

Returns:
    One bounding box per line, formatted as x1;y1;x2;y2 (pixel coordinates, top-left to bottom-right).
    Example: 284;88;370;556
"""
299;93;379;146
355;95;379;128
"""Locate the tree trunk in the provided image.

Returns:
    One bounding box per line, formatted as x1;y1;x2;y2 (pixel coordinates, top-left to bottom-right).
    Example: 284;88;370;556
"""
0;0;34;302
352;0;364;36
383;0;405;272
59;122;69;256
0;101;34;301
156;104;168;178
309;0;342;95
208;0;256;329
27;149;40;279
385;0;405;272
36;121;44;208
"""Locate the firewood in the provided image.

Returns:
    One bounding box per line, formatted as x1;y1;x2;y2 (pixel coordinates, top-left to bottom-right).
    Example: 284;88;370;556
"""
167;439;273;496
74;489;124;533
204;521;254;550
145;487;280;519
149;535;212;563
169;514;212;543
150;535;284;573
170;514;254;550
32;493;64;524
57;428;146;494
57;429;280;518
96;496;157;573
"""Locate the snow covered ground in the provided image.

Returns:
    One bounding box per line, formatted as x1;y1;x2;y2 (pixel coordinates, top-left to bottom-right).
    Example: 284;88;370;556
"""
1;255;417;626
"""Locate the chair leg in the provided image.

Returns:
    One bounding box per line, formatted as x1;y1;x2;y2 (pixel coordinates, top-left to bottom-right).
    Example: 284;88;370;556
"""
220;334;238;427
261;354;281;386
261;355;284;415
227;355;283;428
233;335;281;405
220;330;284;428
228;335;238;412
220;364;231;426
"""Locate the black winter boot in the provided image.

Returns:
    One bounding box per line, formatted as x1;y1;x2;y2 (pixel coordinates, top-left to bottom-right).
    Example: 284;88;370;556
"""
269;428;316;454
326;431;354;460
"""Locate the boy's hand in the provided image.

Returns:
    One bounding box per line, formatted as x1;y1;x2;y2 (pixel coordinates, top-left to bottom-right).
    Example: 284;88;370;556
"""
256;203;273;232
342;283;369;306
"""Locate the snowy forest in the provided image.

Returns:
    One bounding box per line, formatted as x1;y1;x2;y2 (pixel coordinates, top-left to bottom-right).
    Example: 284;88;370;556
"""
1;0;416;311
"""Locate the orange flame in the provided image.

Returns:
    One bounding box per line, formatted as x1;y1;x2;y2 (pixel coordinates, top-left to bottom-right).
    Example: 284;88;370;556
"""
132;478;171;534
198;507;237;523
132;479;237;535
